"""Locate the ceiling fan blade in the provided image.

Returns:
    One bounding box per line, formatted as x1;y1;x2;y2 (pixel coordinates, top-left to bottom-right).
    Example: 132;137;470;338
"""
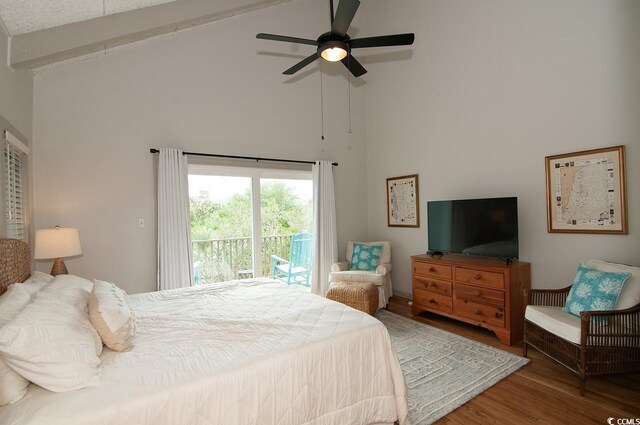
256;33;319;46
331;0;360;38
341;55;367;77
283;53;319;75
329;0;335;26
349;33;415;49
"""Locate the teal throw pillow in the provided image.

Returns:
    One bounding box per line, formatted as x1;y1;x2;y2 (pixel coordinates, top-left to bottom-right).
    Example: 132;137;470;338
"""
563;263;630;317
350;243;383;271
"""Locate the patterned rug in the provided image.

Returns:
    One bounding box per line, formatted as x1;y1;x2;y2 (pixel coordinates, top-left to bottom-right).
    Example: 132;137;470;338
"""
375;310;529;425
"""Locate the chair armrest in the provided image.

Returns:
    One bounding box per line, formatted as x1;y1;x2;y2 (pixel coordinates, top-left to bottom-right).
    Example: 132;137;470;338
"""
525;286;572;307
331;261;350;272
580;303;640;346
271;255;288;265
376;263;392;276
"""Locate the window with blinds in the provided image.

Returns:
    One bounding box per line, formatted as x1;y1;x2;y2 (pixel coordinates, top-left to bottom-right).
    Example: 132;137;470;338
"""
3;135;29;242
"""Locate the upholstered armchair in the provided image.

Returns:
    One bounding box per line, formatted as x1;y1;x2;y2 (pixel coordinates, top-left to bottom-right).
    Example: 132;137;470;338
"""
523;260;640;396
329;241;392;309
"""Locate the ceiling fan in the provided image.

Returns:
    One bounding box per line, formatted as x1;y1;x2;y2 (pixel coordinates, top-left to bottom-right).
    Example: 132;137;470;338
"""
256;0;415;77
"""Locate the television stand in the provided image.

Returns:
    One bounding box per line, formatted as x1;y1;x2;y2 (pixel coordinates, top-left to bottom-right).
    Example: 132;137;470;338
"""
411;253;531;345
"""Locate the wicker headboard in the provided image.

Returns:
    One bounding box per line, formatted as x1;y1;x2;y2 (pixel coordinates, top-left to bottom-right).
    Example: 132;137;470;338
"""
0;238;31;295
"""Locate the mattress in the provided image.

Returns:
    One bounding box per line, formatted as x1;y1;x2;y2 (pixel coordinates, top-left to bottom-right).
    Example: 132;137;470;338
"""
0;278;409;425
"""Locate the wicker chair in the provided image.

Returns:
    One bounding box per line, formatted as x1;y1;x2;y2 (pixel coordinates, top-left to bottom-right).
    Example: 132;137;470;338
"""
523;261;640;396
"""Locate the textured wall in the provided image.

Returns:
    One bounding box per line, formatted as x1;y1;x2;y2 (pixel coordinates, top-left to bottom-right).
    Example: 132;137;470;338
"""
32;0;368;293
360;0;640;296
0;19;32;142
32;0;640;296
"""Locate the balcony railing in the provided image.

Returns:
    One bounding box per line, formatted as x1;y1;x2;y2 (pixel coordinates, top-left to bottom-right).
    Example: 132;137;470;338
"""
192;234;294;284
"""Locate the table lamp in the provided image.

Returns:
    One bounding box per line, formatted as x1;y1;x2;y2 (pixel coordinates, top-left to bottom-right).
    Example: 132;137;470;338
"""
34;226;82;276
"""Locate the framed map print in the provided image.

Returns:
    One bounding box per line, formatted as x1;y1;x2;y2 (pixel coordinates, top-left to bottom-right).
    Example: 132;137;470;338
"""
545;145;627;234
387;174;420;227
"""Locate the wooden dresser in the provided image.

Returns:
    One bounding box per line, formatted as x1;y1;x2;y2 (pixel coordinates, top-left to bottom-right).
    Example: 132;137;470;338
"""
411;254;531;345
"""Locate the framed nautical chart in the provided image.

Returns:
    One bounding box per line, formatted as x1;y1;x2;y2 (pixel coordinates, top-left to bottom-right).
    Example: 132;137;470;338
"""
386;174;420;228
545;145;627;234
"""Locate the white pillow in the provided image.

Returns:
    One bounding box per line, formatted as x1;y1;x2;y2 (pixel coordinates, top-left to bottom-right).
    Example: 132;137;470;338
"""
89;280;135;352
0;360;29;405
587;260;640;310
0;285;31;406
0;284;31;325
23;271;54;285
0;278;102;393
21;271;54;298
40;274;94;311
20;281;47;298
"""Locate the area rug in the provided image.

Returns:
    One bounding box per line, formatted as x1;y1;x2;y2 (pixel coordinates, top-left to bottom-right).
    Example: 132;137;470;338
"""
375;310;529;425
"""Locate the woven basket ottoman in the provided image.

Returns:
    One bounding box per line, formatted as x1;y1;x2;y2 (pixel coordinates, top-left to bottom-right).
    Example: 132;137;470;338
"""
325;282;379;315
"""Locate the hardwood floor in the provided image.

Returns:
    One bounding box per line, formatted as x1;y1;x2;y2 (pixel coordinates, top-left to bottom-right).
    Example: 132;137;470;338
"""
386;296;640;425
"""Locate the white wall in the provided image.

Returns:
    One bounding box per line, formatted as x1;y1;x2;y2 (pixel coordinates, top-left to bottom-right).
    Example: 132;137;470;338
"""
0;19;33;143
0;18;33;244
32;0;640;296
361;0;640;296
32;0;368;294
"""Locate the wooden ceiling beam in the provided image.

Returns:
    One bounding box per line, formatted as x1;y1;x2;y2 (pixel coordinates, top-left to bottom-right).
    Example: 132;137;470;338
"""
10;0;293;69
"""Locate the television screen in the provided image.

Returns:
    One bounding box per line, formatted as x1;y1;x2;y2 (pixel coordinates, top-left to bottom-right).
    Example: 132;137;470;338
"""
427;197;519;259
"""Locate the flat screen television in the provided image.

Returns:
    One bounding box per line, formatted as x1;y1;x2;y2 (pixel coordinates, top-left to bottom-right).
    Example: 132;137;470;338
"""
427;197;519;259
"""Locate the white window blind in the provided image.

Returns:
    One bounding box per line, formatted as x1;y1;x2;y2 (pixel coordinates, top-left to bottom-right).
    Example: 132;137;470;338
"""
3;133;29;242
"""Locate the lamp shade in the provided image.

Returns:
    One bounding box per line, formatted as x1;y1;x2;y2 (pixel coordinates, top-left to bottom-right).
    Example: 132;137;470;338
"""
34;227;82;260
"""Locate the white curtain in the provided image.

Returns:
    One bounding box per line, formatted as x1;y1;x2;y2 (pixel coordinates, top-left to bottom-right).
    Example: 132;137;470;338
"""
311;161;338;296
157;148;193;291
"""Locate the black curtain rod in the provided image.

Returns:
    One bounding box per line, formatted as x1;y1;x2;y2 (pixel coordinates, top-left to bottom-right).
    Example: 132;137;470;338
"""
149;149;338;166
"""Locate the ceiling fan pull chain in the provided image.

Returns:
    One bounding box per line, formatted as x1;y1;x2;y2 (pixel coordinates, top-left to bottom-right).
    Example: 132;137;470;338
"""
348;55;352;134
103;0;107;55
320;62;325;141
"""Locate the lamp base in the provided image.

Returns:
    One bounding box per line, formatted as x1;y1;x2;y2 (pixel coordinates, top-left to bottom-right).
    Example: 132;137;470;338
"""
50;258;68;276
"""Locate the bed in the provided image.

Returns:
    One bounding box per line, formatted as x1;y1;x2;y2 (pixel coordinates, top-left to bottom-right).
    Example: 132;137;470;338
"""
0;239;409;425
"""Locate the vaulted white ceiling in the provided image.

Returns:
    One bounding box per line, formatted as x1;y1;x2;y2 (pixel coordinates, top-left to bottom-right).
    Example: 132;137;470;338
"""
0;0;295;69
0;0;177;35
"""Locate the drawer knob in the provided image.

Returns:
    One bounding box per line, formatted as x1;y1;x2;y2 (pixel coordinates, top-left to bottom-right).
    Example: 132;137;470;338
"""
429;267;436;272
429;298;436;304
427;282;435;287
472;290;482;296
473;274;482;280
495;312;503;318
474;309;482;315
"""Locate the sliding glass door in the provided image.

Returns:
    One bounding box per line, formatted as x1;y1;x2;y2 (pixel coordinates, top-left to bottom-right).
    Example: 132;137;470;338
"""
260;177;313;283
188;165;313;287
188;174;253;283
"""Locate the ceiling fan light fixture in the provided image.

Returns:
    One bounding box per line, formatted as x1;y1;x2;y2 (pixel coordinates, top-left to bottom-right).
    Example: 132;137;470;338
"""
319;42;348;62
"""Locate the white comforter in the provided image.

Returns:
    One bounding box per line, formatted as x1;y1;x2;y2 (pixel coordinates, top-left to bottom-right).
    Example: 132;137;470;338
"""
0;279;409;425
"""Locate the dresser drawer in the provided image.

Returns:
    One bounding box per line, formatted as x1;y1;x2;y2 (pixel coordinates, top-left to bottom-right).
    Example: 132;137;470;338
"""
414;276;452;296
453;299;505;327
413;289;452;314
454;283;504;308
455;268;505;290
414;262;452;280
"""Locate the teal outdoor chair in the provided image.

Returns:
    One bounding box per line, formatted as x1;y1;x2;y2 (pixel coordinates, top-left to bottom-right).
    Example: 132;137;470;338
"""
271;232;314;286
193;261;202;286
